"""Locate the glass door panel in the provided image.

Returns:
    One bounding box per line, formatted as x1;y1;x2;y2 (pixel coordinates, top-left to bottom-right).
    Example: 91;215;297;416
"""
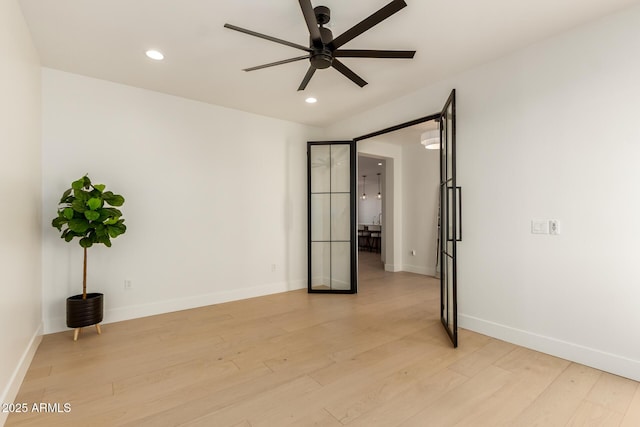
310;145;331;193
331;242;351;290
311;194;331;241
308;141;357;293
311;242;330;289
331;193;351;241
330;145;351;193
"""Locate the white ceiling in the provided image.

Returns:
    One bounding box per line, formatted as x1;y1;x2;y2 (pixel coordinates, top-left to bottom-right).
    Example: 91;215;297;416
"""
18;0;638;127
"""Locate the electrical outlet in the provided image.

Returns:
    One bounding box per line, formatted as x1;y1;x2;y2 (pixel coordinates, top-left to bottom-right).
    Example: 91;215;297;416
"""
549;220;560;235
124;279;132;290
271;264;276;273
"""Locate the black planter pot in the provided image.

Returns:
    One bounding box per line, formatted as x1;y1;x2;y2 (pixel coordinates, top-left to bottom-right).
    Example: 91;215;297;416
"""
66;293;104;328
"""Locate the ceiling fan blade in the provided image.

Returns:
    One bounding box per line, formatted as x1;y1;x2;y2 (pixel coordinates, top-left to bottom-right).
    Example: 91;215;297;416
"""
331;59;368;88
224;24;312;52
298;66;317;91
335;49;415;59
331;0;407;49
243;55;311;72
298;0;322;48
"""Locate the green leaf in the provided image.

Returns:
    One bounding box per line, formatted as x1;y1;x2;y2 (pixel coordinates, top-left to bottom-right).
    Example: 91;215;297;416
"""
61;195;75;205
62;229;79;242
95;223;107;237
82;175;91;188
101;207;122;218
103;192;125;207
94;184;106;192
87;197;102;210
84;210;100;221
71;198;86;213
73;189;89;204
98;235;112;247
68;218;90;234
71;178;84;190
52;216;67;231
104;216;119;225
108;194;125;207
59;189;72;204
63;207;74;220
79;237;93;248
107;223;126;238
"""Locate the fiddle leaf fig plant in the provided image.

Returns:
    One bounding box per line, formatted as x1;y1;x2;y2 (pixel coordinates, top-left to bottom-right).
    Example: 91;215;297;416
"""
51;175;126;299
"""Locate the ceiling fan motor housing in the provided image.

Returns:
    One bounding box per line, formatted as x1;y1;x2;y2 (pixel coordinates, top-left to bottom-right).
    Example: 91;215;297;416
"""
310;48;333;69
314;6;330;25
310;17;334;69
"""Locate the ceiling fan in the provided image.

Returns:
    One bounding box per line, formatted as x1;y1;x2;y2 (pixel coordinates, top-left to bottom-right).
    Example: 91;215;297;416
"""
224;0;416;91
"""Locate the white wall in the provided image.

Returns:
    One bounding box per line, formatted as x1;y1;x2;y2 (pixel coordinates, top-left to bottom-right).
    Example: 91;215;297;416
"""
358;195;382;225
41;69;320;333
327;5;640;381
0;0;42;421
402;143;440;276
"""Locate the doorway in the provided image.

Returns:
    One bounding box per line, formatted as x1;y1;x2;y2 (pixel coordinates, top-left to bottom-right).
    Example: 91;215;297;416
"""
357;155;385;273
356;121;440;278
307;90;458;346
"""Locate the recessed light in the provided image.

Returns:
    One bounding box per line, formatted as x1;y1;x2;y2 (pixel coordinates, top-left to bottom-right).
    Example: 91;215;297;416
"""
145;50;164;61
305;97;317;104
378;162;382;166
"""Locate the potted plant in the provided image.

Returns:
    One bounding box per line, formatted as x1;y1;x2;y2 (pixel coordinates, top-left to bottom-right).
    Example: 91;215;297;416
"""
51;175;126;341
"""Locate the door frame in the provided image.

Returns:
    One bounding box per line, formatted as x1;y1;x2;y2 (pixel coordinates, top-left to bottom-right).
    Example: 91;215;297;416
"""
439;89;458;347
307;141;358;294
307;91;459;346
355;114;441;276
353;91;458;347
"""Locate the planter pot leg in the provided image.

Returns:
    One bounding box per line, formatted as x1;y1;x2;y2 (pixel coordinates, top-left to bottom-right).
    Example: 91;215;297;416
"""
95;324;102;335
73;328;80;341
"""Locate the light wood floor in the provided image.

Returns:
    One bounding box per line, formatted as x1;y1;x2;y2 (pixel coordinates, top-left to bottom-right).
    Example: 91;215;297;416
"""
7;251;640;426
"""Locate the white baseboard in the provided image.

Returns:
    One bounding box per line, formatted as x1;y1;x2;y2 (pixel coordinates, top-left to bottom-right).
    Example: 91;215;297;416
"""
459;314;640;382
1;323;43;426
384;263;401;272
44;279;306;334
402;264;437;277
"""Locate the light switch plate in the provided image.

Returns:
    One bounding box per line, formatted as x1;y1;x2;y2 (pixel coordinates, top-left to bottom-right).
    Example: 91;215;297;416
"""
549;220;560;235
531;220;549;234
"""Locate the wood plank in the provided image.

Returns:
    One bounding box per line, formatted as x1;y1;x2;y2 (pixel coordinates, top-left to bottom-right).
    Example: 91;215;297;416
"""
397;365;514;426
621;385;640;427
566;401;624;426
510;363;603;426
585;371;638;414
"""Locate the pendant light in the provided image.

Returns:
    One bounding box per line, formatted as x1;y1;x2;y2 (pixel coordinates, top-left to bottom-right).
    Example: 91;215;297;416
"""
377;173;382;199
361;175;367;200
420;128;440;150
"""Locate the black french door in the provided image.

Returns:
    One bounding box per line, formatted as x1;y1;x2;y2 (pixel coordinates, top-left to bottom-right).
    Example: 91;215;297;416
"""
440;89;460;347
307;141;357;293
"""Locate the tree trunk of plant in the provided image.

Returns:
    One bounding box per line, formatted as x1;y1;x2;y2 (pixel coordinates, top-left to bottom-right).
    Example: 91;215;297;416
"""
82;247;87;300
